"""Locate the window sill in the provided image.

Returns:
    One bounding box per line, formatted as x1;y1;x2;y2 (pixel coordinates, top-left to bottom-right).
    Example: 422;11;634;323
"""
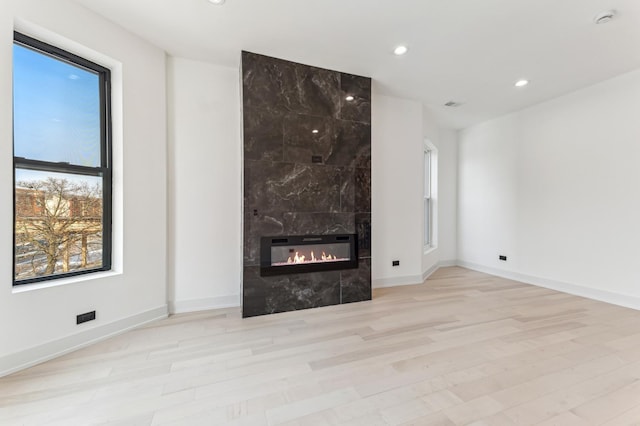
424;246;437;256
12;270;122;294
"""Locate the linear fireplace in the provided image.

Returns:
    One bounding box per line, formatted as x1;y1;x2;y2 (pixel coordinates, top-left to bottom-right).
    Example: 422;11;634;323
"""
260;234;358;276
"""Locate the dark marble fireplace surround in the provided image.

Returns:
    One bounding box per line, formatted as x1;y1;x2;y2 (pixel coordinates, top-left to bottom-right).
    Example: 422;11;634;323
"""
242;51;372;317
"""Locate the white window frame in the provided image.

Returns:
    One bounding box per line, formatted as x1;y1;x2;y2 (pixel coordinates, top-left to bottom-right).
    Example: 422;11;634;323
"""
424;140;438;252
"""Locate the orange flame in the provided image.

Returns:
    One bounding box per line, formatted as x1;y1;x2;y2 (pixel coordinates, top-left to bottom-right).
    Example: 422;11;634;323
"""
286;250;338;264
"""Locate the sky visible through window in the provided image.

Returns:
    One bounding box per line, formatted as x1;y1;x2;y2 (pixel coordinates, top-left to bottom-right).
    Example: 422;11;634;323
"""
13;43;101;167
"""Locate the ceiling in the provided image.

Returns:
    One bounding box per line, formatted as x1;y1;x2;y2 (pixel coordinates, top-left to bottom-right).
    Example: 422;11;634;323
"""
74;0;640;129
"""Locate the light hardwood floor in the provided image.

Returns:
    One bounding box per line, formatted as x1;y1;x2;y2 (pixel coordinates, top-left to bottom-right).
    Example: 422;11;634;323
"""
3;267;640;425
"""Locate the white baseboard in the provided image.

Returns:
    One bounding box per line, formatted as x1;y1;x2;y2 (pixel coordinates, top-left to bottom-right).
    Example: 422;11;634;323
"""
0;305;168;378
373;261;454;289
373;274;423;289
169;295;240;314
422;262;440;282
457;260;640;311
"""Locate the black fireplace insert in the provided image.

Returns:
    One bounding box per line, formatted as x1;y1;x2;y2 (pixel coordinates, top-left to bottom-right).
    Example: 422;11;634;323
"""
260;234;358;276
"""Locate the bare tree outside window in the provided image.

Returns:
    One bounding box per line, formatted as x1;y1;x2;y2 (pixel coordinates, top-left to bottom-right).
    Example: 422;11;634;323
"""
15;175;103;279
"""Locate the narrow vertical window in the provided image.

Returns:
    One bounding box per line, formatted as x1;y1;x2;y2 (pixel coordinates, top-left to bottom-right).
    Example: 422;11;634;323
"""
13;32;112;285
423;140;438;251
424;148;432;248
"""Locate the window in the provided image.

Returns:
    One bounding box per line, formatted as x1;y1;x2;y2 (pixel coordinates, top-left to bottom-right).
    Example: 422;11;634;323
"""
13;32;112;285
424;148;432;247
424;140;437;250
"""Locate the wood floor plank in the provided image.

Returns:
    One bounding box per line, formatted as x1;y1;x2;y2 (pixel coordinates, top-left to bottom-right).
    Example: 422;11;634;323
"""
3;266;640;425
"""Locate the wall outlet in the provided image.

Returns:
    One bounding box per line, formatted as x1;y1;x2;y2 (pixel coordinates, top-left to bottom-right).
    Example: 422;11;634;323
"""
77;311;96;325
499;255;507;261
392;260;400;266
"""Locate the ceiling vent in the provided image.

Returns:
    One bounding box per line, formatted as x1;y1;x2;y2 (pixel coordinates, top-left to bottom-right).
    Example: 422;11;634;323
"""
594;10;616;24
444;101;463;107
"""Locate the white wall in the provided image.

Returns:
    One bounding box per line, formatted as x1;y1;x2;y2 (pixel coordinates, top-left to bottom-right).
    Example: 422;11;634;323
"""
371;93;424;287
0;0;167;376
458;68;640;308
167;57;242;313
423;109;458;274
371;93;458;288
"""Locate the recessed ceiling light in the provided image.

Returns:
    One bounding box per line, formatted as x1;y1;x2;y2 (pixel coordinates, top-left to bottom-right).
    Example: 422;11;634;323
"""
515;79;529;87
394;45;408;56
345;95;355;101
594;10;616;24
312;129;319;134
207;0;225;5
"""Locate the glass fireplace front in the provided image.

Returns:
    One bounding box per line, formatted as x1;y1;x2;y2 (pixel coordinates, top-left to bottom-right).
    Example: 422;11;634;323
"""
260;234;358;276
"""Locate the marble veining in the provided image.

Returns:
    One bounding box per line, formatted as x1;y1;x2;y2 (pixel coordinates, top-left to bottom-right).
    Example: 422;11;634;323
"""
242;51;371;317
341;258;372;304
245;161;342;213
243;107;284;162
